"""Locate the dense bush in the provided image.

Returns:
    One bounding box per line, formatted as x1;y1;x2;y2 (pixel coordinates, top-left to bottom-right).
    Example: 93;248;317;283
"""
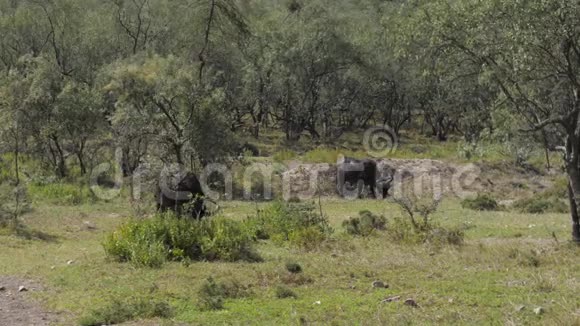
342;210;387;236
103;213;261;267
461;194;499;211
79;296;172;326
245;201;332;247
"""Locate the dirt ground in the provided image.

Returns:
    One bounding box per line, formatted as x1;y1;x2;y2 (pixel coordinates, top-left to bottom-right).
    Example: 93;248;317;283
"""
0;276;58;326
283;158;555;199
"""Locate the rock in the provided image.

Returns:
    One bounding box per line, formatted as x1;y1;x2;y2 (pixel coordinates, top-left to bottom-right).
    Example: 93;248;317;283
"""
515;305;525;312
0;286;5;291
313;301;321;305
381;296;401;303
372;280;388;289
533;307;545;315
18;286;27;292
66;260;74;265
448;298;454;304
404;298;420;308
82;221;97;231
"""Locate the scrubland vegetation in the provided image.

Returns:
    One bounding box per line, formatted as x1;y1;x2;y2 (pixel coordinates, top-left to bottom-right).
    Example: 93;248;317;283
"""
1;0;580;325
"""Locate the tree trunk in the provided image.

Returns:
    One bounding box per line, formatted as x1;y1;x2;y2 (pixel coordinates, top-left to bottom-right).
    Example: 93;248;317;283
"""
14;121;20;185
76;152;86;176
567;182;580;242
541;130;551;169
565;134;580;243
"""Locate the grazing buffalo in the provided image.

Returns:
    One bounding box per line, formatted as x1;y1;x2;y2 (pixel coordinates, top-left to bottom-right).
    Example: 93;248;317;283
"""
337;157;392;199
156;171;206;219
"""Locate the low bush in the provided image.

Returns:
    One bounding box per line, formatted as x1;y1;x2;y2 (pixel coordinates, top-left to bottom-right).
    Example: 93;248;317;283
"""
28;183;93;205
198;277;253;311
342;210;387;236
275;285;297;299
512;178;569;214
513;197;568;214
508;248;541;267
461;194;499;211
103;213;261;267
0;183;31;229
289;226;326;251
391;196;465;246
79;296;172;326
285;262;302;274
245;201;332;248
273;149;298;162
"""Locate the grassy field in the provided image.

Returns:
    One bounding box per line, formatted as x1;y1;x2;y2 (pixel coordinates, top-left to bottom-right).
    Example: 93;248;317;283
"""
1;196;579;325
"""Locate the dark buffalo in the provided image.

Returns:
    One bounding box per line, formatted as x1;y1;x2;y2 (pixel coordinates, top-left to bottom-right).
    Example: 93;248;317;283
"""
337;157;392;199
156;171;206;219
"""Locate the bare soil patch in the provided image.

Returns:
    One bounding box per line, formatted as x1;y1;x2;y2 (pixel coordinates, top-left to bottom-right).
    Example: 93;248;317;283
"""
0;276;58;326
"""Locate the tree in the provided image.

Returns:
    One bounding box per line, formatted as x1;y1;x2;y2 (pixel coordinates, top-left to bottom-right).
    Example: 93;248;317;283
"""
399;0;580;242
103;55;236;168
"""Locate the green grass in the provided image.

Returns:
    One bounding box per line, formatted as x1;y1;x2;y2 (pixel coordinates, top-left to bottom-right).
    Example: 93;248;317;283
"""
0;197;578;325
244;129;561;168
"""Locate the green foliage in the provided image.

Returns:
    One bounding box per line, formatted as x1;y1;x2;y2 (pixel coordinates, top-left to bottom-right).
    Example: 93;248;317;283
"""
342;210;387;236
245;201;332;247
198;277;225;311
288;226;326;251
79;296;172;326
273;149;297;162
103;214;260;267
461;194;500;211
0;182;30;229
275;285;297;299
302;148;365;164
512;179;569;214
513;198;568;214
197;277;253;311
28;183;93;206
285;262;302;274
391;197;464;246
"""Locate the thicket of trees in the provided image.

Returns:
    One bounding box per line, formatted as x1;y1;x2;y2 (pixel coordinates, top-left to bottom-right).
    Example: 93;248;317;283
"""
0;0;579;241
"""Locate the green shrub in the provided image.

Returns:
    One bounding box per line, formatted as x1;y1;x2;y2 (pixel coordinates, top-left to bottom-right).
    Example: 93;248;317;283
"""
246;201;332;246
275;285;297;299
273;149;298;162
197;277;253;311
198;277;225;310
285;262;302;274
103;213;261;267
513;197;568;214
342;210;387;236
79;296;172;326
28;183;93;205
508;248;541;267
461;194;499;211
426;227;465;246
289;226;326;251
391;196;465;246
0;183;31;229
